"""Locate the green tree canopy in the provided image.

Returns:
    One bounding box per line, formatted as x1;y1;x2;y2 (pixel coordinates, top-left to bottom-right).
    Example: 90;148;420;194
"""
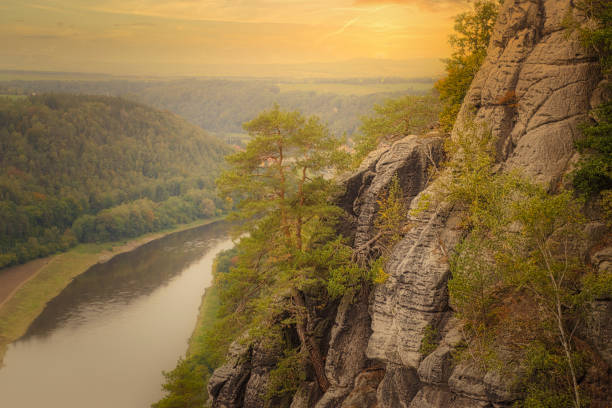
435;0;501;131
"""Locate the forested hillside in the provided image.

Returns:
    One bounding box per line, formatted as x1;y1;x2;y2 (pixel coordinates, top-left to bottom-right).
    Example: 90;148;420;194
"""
0;78;434;142
0;94;231;268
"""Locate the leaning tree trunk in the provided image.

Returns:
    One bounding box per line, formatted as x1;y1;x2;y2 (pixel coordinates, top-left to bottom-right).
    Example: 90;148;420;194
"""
291;287;330;392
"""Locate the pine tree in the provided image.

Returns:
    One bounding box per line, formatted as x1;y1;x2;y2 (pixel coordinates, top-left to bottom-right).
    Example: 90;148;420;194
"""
217;104;350;392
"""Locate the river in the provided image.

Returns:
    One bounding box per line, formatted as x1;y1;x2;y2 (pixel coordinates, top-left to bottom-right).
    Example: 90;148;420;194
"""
0;221;233;408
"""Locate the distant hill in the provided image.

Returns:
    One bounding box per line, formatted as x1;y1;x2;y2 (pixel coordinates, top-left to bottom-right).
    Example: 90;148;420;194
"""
0;77;436;143
0;94;232;268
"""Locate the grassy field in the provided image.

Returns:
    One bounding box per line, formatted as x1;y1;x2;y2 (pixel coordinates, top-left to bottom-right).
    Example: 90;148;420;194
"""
0;217;220;365
187;285;221;356
275;81;434;96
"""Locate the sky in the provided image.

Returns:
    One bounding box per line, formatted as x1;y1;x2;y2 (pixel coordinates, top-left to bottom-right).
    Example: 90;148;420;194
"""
0;0;472;77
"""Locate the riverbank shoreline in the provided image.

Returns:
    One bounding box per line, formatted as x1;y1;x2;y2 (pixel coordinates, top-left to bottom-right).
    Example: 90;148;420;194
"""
0;217;221;365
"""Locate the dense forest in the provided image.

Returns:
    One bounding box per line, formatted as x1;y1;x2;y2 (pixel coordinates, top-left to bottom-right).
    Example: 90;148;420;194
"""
0;94;231;268
0;78;434;143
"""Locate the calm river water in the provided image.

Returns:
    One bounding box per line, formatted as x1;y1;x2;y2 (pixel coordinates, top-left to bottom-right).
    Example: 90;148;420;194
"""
0;221;233;408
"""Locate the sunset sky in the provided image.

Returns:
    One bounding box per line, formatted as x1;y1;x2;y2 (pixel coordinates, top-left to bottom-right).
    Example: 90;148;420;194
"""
1;0;471;77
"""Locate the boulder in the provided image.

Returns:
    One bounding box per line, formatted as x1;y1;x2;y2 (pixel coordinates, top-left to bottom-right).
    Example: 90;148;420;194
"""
208;339;284;408
336;134;445;248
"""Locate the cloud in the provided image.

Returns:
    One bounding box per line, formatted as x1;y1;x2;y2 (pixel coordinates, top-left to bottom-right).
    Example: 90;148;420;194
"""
21;34;66;40
355;0;462;3
112;23;157;28
354;0;466;11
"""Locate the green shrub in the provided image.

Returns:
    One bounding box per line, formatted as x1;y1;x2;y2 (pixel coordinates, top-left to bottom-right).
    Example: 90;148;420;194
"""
567;1;612;195
513;343;586;408
419;324;440;357
572;101;612;195
265;348;306;402
436;1;501;131
353;94;440;162
153;357;207;408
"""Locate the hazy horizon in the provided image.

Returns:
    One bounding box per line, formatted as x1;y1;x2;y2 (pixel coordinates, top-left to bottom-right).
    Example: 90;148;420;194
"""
1;0;470;77
0;57;445;79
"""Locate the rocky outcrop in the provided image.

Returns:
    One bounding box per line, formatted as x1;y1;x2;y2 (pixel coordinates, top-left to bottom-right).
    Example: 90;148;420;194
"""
461;0;600;188
417;346;454;386
365;197;463;369
302;1;605;407
336;134;444;247
376;365;420;408
339;369;385;408
208;341;252;408
314;289;371;408
408;386;490;408
210;1;609;407
208;340;283;408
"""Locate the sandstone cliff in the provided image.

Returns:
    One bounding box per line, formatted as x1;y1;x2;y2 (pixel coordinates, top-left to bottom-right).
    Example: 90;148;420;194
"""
207;1;610;407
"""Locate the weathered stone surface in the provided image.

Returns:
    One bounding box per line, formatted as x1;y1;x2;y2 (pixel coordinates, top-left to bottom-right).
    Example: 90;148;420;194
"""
208;341;252;408
408;386;454;408
309;289;371;408
366;194;464;368
313;386;352;408
446;360;520;405
337;134;444;249
376;364;420;408
459;0;600;188
243;370;268;408
592;246;612;273
208;340;284;408
340;369;385;408
324;290;371;388
408;386;491;408
448;362;488;402
418;345;454;385
290;382;319;408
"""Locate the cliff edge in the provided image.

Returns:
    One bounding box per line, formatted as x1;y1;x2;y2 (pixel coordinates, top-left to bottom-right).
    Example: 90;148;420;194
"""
208;1;610;407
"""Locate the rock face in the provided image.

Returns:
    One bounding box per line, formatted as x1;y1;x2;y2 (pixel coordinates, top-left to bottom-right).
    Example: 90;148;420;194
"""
336;134;445;248
296;1;605;407
461;0;600;188
365;197;462;369
210;1;608;407
208;340;282;408
314;289;372;408
208;341;252;408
